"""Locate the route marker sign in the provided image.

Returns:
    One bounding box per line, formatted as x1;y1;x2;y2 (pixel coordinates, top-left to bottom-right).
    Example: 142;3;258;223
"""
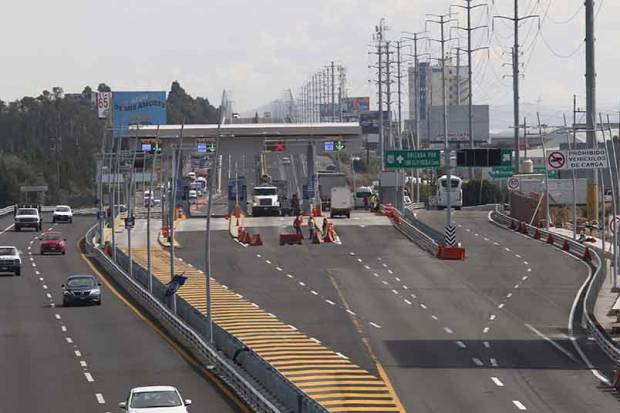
546;149;607;170
384;150;441;169
508;177;520;191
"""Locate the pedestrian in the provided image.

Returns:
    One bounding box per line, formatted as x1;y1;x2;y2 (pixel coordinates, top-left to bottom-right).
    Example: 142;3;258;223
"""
293;214;303;238
308;216;316;240
322;217;329;235
291;193;300;216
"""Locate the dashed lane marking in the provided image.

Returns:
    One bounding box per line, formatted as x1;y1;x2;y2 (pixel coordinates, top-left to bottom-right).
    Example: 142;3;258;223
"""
95;393;105;404
490;358;498;367
491;377;504;387
74;350;81;357
484;341;491;349
84;372;94;382
456;341;466;349
512;400;527;410
472;358;484;367
443;327;453;334
483;327;490;334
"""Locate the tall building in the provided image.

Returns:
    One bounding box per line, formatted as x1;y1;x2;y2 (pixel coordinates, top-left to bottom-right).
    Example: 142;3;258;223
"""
408;60;488;147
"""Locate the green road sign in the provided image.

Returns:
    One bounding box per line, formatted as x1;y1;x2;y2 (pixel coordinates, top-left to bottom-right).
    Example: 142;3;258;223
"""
335;141;345;151
501;149;513;166
533;166;558;179
207;143;216;153
384;150;441;169
490;165;514;179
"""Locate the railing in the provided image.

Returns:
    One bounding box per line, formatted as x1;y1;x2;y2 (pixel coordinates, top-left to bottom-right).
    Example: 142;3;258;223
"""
384;206;440;256
0;205;14;217
490;210;620;364
84;225;290;413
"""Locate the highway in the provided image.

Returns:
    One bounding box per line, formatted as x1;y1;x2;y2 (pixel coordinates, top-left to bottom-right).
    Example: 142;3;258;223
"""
0;214;243;412
172;208;620;412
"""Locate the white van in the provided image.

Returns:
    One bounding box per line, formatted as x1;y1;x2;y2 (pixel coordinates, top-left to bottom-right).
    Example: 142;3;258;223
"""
354;186;373;209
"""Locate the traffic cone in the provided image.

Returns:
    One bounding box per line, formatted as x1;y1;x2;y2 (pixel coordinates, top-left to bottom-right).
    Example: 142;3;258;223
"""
547;233;555;245
252;233;263;246
243;231;253;244
238;227;245;240
563;239;570;252
534;228;541;240
236;216;240;227
583;247;592;263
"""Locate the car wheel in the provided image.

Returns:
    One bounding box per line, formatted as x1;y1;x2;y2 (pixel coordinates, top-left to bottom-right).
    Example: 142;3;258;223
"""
15;269;20;276
15;226;20;232
62;251;65;255
96;300;102;306
52;218;56;223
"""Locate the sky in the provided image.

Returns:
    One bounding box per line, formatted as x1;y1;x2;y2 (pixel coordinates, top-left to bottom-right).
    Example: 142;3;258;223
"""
2;0;619;123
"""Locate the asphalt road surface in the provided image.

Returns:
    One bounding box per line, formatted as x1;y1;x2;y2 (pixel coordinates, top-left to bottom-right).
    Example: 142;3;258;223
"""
0;214;243;413
176;210;620;412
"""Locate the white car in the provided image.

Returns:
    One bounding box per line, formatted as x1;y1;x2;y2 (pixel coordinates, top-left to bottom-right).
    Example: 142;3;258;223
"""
188;190;197;200
0;246;21;276
119;386;191;412
52;205;73;223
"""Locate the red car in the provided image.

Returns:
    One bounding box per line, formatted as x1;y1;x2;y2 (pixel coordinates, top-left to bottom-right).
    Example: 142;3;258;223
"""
40;231;66;255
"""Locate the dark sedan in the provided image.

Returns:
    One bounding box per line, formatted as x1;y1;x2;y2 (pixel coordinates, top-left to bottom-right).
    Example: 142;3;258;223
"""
62;275;102;306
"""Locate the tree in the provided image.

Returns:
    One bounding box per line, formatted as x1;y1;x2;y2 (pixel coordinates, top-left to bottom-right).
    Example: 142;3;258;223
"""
166;81;218;124
97;83;111;92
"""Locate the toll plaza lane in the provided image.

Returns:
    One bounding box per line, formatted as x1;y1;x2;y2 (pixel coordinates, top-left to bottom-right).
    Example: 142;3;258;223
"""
0;215;243;413
178;210;620;412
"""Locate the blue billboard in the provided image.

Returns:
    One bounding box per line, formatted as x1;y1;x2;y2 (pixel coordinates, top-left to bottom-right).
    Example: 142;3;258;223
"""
113;91;167;135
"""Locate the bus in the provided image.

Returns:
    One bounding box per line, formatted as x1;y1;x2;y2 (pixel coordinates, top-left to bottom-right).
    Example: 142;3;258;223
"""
436;175;463;210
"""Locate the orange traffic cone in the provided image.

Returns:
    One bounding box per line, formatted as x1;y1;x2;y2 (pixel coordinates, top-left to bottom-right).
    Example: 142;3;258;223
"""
313;231;323;244
243;231;253;245
252;233;263;246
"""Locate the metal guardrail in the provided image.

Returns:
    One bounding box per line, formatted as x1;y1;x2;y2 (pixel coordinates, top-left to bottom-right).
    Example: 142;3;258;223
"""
384;206;440;256
490;210;620;363
0;205;14;217
83;225;289;413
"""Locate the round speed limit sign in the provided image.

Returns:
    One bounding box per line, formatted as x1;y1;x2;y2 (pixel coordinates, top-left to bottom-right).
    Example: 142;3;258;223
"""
508;177;520;191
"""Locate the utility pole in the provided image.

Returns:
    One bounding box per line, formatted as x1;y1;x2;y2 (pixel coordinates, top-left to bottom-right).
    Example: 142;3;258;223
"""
428;13;457;246
395;41;403;150
585;0;598;221
385;41;393;150
453;0;488;151
376;19;386;171
494;1;538;174
331;61;336;122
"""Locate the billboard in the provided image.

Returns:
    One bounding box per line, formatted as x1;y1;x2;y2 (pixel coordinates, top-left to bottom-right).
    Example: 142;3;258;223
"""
359;111;392;134
424;105;489;145
342;97;370;116
113;91;167;135
97;92;112;119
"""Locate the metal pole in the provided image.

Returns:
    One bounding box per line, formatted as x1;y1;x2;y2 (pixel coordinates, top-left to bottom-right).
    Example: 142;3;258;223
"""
397;41;403;150
147;126;160;293
601;114;617;287
440;16;454;245
585;0;598;220
537;113;550;231
563;114;577;240
414;35;421;203
609;113;619;289
386;41;393;150
169;124;185;314
377;21;385;171
128;144;138;279
331;61;336;122
513;0;520;174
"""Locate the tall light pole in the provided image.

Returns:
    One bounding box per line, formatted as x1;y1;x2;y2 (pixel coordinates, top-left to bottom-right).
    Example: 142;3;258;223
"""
585;0;598;221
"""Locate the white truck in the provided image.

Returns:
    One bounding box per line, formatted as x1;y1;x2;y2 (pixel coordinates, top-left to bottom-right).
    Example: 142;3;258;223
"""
251;186;280;216
330;187;353;218
0;246;21;276
14;205;42;231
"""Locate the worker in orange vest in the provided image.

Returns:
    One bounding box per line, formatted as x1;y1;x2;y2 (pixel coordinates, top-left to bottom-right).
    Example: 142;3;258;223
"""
293;214;304;238
308;216;316;240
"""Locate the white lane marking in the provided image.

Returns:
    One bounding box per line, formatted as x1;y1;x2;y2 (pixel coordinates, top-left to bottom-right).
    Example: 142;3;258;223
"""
84;372;94;382
336;352;349;359
325;299;335;306
32;263;36;267
29;257;34;261
395;277;401;282
527;268;532;272
357;258;363;263
55;314;61;320
483;327;490;334
373;273;380;278
265;260;271;264
46;293;52;299
275;267;282;272
420;303;427;309
369;322;382;329
489;314;496;321
256;254;261;258
404;299;412;305
431;315;438;320
490;358;498;367
456;341;466;348
514;284;520;289
311;290;318;296
484;237;489;241
382;280;389;285
491;377;504;387
66;337;73;344
506;293;513;298
472;358;484;366
484;341;491;349
388;269;393;274
346;309;356;316
74;350;81;357
95;393;105;404
498;303;505;309
298;281;306;287
444;327;453;334
523;261;528;265
35;270;40;275
402;285;408;290
80;360;87;367
525;323;578;362
42;285;48;290
512;400;527;410
0;223;15;235
515;254;521;258
410;294;417;299
382;263;388;268
286;274;293;279
364;265;371;270
392;289;399;295
39;277;43;281
522;276;528;281
493;241;500;246
466;228;471;232
61;326;67;332
505;247;511;252
474;233;479;237
349;252;355;256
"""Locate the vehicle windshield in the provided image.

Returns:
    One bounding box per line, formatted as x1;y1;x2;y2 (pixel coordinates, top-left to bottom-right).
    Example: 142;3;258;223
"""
0;247;17;255
55;207;70;212
66;277;96;288
440;179;461;189
254;188;277;196
356;191;372;198
18;208;37;215
43;233;62;240
130;391;182;408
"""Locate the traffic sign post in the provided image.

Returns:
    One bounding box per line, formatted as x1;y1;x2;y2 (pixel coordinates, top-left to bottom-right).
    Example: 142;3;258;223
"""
546;149;607;170
384;150;441;169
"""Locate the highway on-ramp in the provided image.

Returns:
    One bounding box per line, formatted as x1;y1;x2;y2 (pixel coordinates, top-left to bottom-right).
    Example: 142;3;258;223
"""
175;210;620;412
0;214;243;412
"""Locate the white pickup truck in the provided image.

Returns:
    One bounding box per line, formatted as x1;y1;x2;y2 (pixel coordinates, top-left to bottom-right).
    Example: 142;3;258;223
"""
0;246;21;276
14;206;42;231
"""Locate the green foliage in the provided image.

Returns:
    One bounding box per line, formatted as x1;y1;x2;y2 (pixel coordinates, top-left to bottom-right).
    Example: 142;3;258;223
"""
166;81;218;124
462;180;507;206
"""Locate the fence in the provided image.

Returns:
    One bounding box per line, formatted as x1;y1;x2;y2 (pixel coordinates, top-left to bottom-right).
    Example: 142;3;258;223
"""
84;225;328;413
490;210;620;364
383;205;440;256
